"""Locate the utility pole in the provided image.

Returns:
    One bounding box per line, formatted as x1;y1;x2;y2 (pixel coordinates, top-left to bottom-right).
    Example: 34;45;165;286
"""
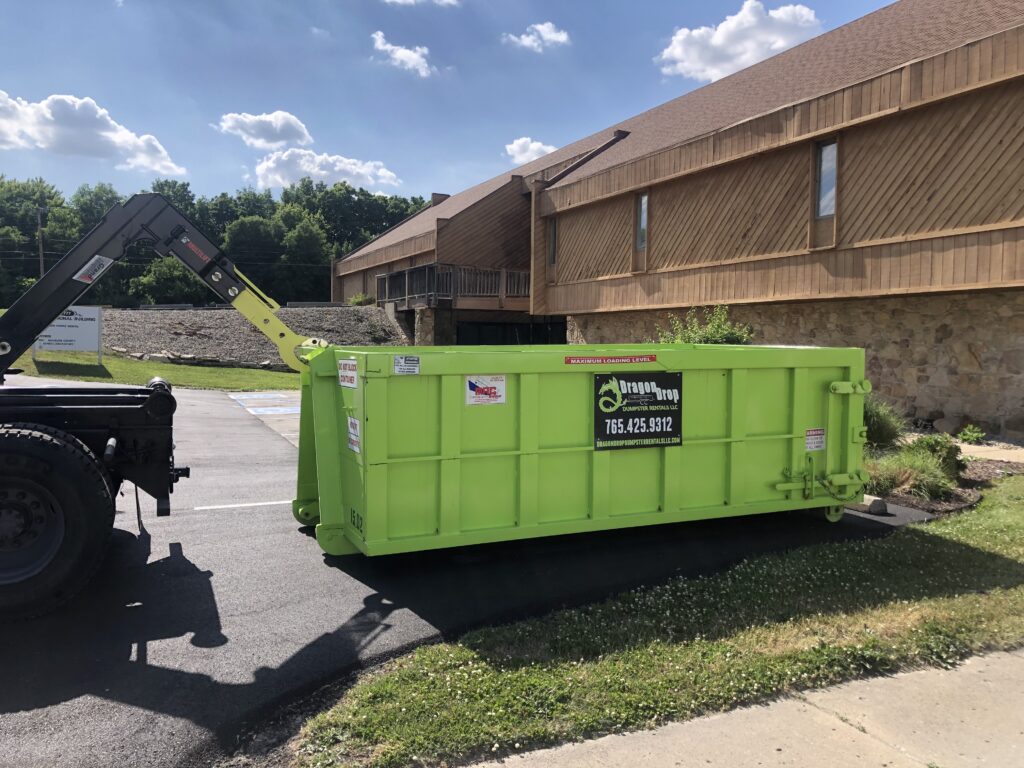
36;206;49;278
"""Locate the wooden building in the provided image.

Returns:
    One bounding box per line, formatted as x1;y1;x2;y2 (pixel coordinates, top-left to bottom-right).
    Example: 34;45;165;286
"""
334;0;1024;432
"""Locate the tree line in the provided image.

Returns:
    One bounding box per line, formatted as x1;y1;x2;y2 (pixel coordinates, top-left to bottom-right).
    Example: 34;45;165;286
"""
0;176;426;307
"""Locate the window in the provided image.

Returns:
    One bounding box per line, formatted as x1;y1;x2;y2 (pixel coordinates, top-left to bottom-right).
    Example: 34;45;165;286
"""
635;192;649;252
815;141;837;218
547;218;557;266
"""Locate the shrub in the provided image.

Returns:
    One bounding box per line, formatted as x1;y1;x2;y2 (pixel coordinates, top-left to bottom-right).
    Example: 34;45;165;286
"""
865;447;956;500
864;394;906;450
656;305;753;345
957;424;986;445
346;292;375;307
908;433;964;481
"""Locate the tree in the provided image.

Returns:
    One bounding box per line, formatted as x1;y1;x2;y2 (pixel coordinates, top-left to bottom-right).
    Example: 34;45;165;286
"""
278;217;331;302
233;187;276;219
128;256;211;306
70;183;123;231
194;192;238;246
222;215;283;289
149;179;196;217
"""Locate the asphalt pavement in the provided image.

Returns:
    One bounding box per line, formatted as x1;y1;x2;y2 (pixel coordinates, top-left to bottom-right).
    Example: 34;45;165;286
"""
0;377;914;768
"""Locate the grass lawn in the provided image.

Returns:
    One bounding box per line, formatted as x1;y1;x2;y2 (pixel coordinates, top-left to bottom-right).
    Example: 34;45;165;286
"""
298;476;1024;768
10;350;300;391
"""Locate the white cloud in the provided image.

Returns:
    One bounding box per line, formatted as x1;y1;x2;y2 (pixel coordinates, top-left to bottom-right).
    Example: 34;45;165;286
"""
505;136;556;165
656;1;821;82
371;31;436;77
310;26;331;40
255;148;400;190
502;22;570;53
216;111;313;151
382;0;459;6
0;90;184;175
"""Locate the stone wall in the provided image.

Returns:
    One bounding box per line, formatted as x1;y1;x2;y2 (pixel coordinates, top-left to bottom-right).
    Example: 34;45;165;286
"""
567;289;1024;437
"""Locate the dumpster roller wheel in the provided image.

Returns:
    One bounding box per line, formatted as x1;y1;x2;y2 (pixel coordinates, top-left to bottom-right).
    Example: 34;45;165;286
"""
292;500;320;527
824;505;845;523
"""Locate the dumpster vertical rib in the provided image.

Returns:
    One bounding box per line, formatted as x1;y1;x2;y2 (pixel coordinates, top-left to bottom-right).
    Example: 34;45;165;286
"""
364;372;386;544
788;367;807;502
439;374;462;536
292;370;320;524
519;373;539;529
727;369;748;507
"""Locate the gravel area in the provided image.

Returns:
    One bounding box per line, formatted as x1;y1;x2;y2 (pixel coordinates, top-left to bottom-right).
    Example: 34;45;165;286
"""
103;307;408;369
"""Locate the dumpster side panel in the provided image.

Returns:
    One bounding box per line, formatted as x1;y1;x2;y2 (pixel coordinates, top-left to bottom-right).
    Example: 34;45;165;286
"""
305;344;867;556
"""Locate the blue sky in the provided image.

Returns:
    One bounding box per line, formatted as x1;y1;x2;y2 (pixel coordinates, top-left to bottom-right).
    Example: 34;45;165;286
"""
0;0;888;201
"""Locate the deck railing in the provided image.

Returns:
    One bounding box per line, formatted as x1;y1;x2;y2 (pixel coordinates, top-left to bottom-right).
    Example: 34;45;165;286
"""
375;263;529;307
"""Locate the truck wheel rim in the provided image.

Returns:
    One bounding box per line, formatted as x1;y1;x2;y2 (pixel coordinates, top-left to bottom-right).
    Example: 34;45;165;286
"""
0;480;65;585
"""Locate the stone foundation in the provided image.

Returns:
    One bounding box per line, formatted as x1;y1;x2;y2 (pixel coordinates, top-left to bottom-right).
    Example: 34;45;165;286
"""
567;289;1024;437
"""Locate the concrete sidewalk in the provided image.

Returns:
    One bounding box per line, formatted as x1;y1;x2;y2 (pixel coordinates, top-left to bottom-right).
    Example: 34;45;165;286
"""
480;650;1024;768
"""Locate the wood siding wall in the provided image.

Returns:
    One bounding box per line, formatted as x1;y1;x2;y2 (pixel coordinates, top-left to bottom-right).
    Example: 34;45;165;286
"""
435;179;531;270
648;144;809;273
839;79;1024;245
556;195;634;282
545;226;1024;313
538;74;1024;315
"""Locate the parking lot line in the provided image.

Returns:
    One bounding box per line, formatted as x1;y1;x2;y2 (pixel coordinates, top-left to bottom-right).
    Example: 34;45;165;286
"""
193;500;292;511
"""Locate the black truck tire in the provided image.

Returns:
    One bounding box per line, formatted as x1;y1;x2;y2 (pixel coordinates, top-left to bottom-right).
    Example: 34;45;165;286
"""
0;425;115;618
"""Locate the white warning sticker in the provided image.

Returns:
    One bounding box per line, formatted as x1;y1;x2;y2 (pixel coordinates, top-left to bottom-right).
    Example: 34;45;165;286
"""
466;375;506;405
393;355;420;375
338;358;358;388
806;428;826;452
347;416;361;454
72;255;115;284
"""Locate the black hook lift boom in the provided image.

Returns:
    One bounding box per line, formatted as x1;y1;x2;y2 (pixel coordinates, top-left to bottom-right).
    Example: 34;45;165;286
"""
0;193;319;617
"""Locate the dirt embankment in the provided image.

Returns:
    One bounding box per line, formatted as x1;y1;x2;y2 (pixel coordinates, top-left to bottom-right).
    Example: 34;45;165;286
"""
103;307;408;370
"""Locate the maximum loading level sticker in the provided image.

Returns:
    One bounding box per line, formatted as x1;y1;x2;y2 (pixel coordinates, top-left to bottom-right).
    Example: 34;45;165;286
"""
72;254;115;284
806;428;825;451
565;354;656;365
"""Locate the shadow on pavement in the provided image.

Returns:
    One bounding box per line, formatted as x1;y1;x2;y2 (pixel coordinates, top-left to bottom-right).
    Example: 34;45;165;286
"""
3;505;1005;763
0;509;400;754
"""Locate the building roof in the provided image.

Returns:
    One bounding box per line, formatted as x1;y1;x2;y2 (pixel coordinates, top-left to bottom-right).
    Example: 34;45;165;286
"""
343;0;1024;262
341;130;619;260
549;0;1024;189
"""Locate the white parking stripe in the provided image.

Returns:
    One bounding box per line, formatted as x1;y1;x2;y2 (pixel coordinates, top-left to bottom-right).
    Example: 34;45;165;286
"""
194;500;292;511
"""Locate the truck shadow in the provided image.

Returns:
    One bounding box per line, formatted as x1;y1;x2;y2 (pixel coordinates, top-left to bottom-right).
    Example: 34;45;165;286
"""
0;512;400;754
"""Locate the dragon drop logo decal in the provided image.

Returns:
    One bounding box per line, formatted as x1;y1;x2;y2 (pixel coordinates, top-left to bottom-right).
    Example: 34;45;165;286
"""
593;373;682;450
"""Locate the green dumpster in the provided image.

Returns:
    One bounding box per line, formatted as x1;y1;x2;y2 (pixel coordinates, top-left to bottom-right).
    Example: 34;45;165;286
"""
292;343;870;556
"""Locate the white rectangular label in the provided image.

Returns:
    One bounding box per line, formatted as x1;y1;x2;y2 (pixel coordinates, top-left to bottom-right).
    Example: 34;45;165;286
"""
347;416;361;454
338;358;358;388
806;428;826;452
393;355;420;375
465;375;506;405
35;306;102;352
72;255;115;284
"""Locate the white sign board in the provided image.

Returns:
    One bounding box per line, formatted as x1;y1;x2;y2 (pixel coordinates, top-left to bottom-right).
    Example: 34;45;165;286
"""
34;306;103;363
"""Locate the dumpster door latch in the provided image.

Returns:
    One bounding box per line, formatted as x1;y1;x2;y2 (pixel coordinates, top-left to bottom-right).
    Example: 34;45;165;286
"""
829;380;872;395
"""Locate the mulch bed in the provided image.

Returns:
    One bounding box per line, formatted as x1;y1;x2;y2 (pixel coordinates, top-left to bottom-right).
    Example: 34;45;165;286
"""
882;459;1024;514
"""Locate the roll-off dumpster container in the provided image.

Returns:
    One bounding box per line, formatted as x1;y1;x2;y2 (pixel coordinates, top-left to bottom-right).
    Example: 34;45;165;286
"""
292;343;870;556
